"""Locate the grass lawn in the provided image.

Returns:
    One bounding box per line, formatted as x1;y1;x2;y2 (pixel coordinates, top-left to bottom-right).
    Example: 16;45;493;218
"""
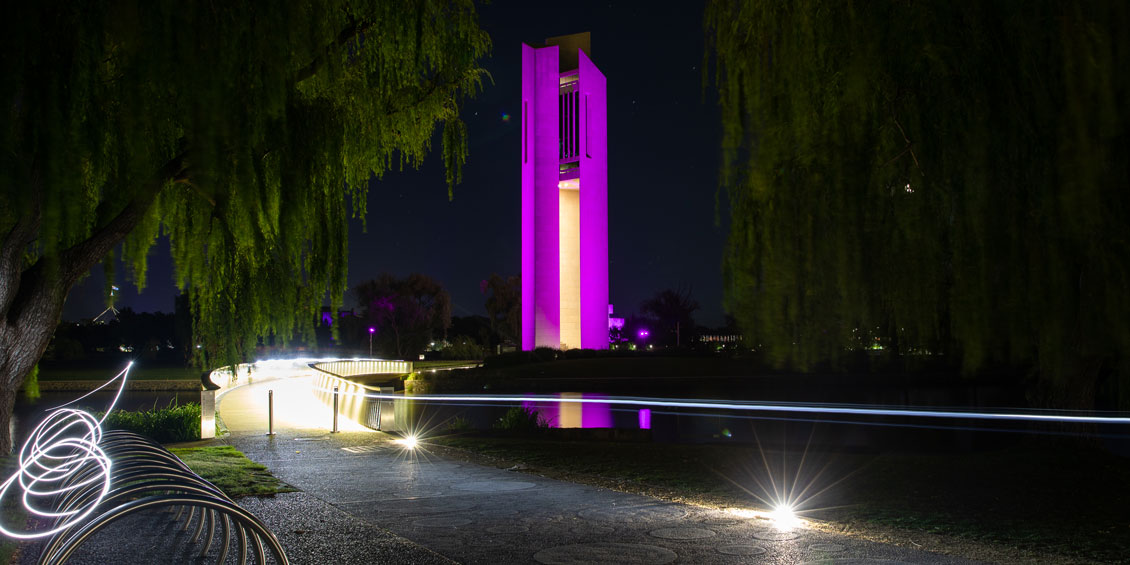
428;434;1130;563
38;366;200;381
169;445;297;498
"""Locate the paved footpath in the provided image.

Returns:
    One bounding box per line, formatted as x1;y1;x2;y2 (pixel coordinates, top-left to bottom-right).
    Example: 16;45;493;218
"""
213;375;981;565
15;374;982;564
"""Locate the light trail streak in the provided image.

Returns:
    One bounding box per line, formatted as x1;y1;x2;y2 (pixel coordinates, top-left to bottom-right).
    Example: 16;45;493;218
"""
0;363;132;540
310;386;1130;425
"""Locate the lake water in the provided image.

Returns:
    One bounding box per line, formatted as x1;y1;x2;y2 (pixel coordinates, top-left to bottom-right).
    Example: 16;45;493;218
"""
390;392;1031;453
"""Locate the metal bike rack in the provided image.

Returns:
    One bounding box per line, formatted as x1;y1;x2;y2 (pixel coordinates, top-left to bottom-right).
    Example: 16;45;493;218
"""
33;431;289;564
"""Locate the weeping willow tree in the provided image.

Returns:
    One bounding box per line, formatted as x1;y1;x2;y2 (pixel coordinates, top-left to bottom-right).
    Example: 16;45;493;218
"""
706;1;1130;409
0;0;489;451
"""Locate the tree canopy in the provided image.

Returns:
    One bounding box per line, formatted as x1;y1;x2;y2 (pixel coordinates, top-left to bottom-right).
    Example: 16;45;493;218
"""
640;287;700;347
356;273;452;358
482;273;520;346
706;1;1130;408
0;0;489;450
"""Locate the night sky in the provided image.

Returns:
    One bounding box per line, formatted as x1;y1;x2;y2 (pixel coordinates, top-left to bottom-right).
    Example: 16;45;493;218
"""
62;1;727;328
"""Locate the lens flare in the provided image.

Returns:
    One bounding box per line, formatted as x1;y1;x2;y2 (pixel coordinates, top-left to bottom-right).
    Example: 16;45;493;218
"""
770;503;801;530
395;435;419;450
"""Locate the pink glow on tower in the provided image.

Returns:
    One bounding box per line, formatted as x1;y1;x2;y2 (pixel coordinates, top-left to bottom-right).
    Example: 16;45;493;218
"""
521;33;608;351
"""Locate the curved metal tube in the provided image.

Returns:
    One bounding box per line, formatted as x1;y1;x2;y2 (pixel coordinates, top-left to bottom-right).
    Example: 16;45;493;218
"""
26;430;287;565
42;495;288;565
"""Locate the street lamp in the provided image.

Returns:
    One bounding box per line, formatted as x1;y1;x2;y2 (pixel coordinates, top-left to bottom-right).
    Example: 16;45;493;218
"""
368;327;375;358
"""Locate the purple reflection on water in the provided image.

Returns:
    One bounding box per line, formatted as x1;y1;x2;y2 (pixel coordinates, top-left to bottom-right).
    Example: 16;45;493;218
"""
522;393;612;428
638;409;652;430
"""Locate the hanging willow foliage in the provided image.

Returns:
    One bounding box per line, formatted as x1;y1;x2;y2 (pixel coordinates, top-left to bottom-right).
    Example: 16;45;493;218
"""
706;1;1130;408
0;0;489;425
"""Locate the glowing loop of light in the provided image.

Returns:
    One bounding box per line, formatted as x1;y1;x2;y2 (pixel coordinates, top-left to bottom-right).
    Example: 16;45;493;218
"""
0;364;132;540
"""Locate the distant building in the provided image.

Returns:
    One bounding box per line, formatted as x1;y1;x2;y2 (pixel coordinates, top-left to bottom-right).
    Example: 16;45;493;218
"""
320;307;355;327
608;304;625;333
521;32;608;351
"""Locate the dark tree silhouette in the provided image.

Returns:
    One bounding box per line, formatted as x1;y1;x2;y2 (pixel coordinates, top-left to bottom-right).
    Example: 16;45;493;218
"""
640;287;700;347
706;1;1130;409
0;1;488;451
356;274;452;358
482;274;520;346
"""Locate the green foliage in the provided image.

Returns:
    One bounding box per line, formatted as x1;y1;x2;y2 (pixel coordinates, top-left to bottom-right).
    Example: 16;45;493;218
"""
445;415;473;433
169;445;297;498
493;406;549;433
1;1;490;371
23;365;39;402
706;1;1130;407
443;337;484;360
98;401;201;443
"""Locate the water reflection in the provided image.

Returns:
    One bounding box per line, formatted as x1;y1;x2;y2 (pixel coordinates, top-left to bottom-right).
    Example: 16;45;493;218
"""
522;393;613;428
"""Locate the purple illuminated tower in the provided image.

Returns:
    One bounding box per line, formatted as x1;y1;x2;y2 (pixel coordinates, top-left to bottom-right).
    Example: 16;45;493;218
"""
521;32;608;351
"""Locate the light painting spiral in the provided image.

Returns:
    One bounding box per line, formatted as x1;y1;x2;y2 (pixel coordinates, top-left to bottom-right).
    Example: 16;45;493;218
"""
0;363;131;539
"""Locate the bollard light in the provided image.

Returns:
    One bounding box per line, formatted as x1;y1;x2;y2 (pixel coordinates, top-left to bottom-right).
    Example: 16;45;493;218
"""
332;386;339;433
267;389;275;436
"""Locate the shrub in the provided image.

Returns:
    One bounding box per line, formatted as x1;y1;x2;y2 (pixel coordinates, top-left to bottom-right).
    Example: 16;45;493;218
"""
531;347;558;362
445;415;473;433
98;400;201;443
493;406;549;433
482;347;561;370
442;337;484;360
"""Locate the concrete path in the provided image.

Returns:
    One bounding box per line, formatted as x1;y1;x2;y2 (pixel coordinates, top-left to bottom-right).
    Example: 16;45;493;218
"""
212;375;981;564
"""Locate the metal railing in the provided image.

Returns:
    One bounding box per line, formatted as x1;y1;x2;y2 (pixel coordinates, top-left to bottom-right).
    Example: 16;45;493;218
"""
310;361;404;432
312;359;412;377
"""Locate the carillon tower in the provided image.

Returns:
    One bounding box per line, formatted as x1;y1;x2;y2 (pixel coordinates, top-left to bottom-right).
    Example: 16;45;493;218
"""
521;32;608;351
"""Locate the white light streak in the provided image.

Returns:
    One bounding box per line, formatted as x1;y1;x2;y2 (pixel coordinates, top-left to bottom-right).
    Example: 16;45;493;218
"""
308;387;1130;425
0;363;132;539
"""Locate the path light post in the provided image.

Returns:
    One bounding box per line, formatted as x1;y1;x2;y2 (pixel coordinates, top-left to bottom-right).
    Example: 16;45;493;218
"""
267;390;275;436
332;386;339;433
368;327;375;358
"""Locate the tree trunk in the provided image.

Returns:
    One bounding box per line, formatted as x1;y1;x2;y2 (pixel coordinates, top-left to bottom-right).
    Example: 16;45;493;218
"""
0;385;15;454
0;291;65;453
0;153;185;453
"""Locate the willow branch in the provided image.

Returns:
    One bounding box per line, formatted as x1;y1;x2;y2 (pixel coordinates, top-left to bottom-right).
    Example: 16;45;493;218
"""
59;150;188;288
